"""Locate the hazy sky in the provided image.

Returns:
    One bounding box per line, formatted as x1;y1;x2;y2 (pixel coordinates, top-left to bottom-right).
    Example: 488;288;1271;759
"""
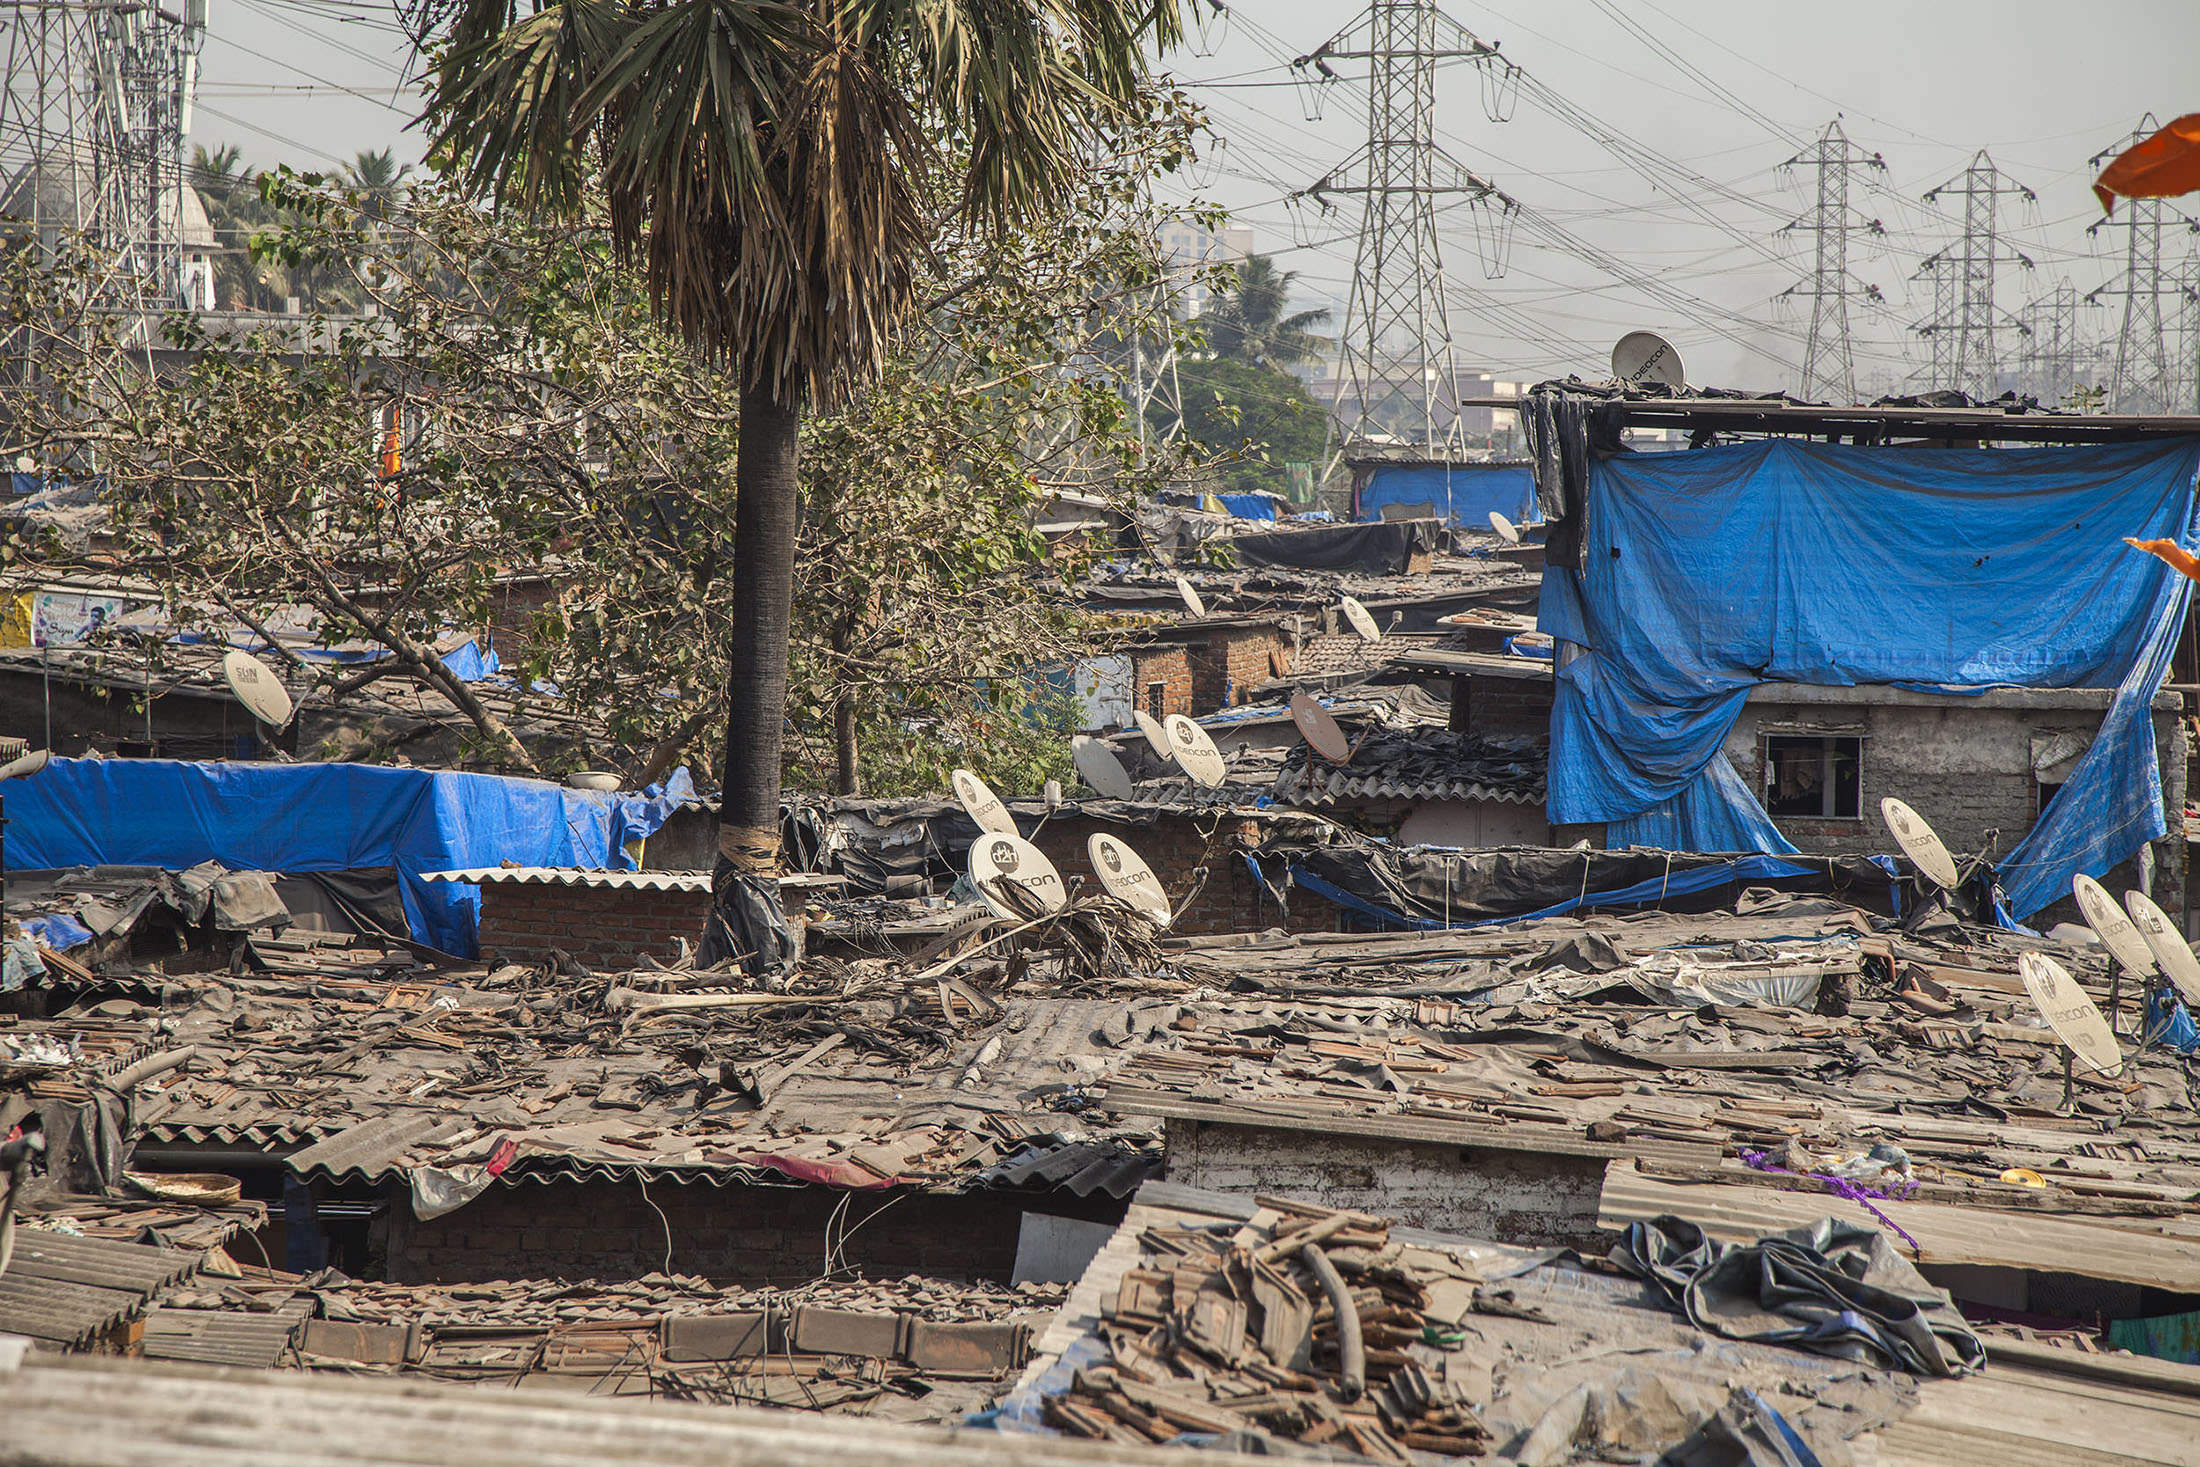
189;0;2200;391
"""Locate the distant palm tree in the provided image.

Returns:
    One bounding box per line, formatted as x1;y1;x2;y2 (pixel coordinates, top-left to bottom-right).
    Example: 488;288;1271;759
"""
344;148;406;222
190;143;246;197
418;2;1185;891
190;143;263;310
1203;255;1331;371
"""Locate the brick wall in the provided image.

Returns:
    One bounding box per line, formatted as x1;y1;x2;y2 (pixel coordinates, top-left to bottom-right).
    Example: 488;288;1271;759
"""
1206;626;1290;711
380;1177;1123;1286
1132;628;1291;718
1164;1119;1609;1251
475;882;711;972
1727;691;2189;924
1030;813;1332;937
1129;646;1193;720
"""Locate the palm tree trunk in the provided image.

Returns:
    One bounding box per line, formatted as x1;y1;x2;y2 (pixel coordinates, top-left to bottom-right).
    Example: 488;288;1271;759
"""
716;379;803;869
702;378;804;979
831;615;860;797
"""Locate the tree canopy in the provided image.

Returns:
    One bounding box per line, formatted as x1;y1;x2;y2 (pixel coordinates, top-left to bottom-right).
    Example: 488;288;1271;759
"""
2;120;1212;794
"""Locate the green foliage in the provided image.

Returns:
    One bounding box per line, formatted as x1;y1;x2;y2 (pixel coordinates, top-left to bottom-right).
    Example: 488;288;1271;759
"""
1162;356;1328;500
4;116;1216;792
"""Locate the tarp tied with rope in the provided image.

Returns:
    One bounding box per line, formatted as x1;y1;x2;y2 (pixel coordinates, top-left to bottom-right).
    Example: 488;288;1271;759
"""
1535;436;2200;920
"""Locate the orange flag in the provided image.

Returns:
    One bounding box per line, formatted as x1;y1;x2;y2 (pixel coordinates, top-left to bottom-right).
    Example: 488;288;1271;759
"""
2124;536;2200;583
2096;114;2200;212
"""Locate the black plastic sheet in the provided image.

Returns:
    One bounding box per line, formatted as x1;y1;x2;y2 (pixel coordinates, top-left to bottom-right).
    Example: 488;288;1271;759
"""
1224;519;1436;575
1613;1214;1984;1378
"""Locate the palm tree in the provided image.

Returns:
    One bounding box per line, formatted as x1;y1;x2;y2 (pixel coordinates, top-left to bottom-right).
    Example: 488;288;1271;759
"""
343;148;407;223
417;2;1183;934
1202;254;1330;371
190;144;263;310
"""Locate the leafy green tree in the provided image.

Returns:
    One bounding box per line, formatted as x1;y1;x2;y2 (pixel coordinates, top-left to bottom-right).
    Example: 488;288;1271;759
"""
413;0;1186;889
0;144;1208;792
1165;354;1328;500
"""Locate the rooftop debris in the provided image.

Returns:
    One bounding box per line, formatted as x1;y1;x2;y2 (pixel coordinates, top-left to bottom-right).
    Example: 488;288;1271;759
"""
1007;1184;1930;1463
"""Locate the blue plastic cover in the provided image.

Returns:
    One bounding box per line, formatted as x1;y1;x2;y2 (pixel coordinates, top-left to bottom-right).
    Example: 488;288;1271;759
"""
1357;463;1535;528
1539;437;2200;916
5;760;694;957
1215;492;1279;521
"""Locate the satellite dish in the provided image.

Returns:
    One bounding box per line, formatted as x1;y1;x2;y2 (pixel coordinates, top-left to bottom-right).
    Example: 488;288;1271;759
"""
0;748;50;782
1488;510;1522;545
1289;691;1351;763
1339;596;1382;643
967;831;1067;921
1132;710;1174;766
2018;952;2124;1077
1880;797;1959;890
2124;889;2200;1007
951;768;1018;837
222;650;294;729
1071;735;1135;799
1088;833;1172;928
1173;574;1207;619
1163;713;1227;789
1611;330;1686;391
2073;875;2160;982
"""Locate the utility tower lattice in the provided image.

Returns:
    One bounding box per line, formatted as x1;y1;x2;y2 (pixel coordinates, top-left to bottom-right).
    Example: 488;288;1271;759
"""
1292;1;1513;454
1913;152;2034;401
2087;116;2198;415
2175;255;2200;414
2019;282;2082;408
1777;120;1884;405
0;0;209;313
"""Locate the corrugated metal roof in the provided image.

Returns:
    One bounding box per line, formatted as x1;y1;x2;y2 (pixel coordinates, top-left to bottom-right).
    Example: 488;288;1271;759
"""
0;1231;209;1348
418;867;711;892
1278;772;1542;807
141;1300;312;1368
285;1113;473;1182
1269;727;1545;809
975;1139;1162;1199
2;1354;1284;1466
1598;1161;2200;1293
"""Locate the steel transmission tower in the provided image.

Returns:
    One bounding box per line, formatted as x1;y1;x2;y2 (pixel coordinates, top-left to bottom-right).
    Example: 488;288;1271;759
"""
1912;152;2034;399
2018;282;2082;407
2174;254;2200;414
1777;120;1884;404
1292;1;1508;453
0;0;209;310
2086;116;2197;415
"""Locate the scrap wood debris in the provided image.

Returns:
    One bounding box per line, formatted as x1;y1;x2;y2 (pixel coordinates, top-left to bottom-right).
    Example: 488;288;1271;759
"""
1022;1190;1928;1463
1045;1199;1492;1459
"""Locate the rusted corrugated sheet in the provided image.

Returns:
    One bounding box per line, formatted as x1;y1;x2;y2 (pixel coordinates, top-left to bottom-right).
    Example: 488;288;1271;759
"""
284;1113;472;1184
0;1231;208;1347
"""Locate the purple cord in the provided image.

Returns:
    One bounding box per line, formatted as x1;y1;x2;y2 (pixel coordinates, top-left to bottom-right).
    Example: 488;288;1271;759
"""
1740;1148;1922;1253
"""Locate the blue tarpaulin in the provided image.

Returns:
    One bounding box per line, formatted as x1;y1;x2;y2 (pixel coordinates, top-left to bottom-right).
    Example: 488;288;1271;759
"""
1357;462;1536;528
1215;493;1280;521
1538;437;2200;917
4;759;694;957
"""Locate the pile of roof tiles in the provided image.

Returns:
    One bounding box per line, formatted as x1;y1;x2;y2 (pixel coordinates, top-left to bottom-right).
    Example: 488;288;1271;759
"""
1044;1198;1489;1460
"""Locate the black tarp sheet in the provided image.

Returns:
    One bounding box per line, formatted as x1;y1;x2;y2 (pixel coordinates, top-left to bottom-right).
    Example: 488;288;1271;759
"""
1615;1214;1984;1379
1224;518;1437;575
1264;842;1899;929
